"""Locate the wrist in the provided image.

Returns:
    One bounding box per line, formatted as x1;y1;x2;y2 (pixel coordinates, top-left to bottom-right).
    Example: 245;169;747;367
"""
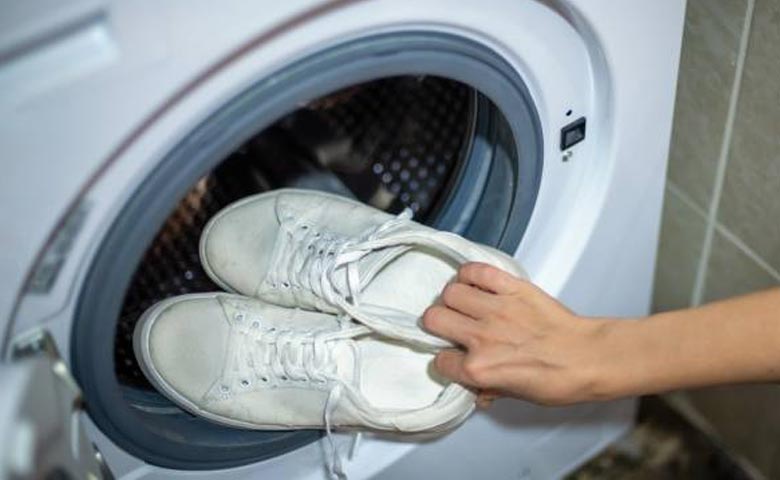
583;317;650;401
588;311;713;400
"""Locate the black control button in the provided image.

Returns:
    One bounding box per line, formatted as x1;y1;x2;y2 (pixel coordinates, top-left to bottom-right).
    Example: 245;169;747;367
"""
560;117;586;150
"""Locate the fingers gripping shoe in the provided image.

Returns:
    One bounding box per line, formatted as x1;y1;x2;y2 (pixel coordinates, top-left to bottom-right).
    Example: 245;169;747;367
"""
200;189;527;348
133;293;475;433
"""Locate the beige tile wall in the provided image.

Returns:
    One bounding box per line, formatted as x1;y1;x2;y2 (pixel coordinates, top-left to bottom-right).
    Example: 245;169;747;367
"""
653;0;780;477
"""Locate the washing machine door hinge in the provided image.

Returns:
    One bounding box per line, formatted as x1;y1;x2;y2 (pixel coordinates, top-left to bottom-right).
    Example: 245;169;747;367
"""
1;329;113;480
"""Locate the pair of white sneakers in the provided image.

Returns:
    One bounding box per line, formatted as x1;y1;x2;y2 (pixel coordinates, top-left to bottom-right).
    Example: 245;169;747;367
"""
133;189;526;446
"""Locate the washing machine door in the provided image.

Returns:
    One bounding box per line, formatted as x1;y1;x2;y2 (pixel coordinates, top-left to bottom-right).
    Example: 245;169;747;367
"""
0;331;111;480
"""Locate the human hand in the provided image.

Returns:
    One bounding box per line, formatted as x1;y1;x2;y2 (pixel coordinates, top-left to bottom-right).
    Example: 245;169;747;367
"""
423;263;618;406
426;264;780;407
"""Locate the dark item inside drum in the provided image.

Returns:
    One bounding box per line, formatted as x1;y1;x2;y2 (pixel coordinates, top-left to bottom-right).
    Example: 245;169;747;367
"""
115;76;475;390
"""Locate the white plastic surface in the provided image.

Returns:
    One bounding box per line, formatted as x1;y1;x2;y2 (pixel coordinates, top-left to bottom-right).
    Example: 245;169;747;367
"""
0;0;685;478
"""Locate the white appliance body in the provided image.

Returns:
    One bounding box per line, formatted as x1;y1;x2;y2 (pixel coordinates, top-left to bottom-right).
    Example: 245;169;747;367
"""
0;0;685;478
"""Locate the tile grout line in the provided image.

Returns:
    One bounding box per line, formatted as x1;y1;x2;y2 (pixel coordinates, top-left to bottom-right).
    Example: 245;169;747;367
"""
715;224;780;281
666;181;780;281
666;181;709;219
690;0;756;306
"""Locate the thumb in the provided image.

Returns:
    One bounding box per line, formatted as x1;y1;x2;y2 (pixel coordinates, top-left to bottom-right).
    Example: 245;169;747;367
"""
433;349;472;386
476;389;502;409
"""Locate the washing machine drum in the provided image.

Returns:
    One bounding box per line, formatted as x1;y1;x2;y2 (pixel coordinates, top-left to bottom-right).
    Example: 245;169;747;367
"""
120;76;476;388
74;59;542;468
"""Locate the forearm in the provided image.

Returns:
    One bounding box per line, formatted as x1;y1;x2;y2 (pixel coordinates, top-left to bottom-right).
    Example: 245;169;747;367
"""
598;288;780;399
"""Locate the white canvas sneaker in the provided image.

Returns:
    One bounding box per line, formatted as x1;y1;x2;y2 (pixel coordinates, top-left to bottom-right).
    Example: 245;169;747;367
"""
133;293;475;435
200;189;527;348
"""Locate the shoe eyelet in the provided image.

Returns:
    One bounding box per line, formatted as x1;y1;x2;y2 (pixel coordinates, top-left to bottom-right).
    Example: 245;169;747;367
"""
301;225;309;230
280;376;288;381
234;313;244;322
251;321;260;329
281;282;290;288
261;376;269;382
314;232;321;238
241;379;250;387
268;327;277;332
220;385;230;393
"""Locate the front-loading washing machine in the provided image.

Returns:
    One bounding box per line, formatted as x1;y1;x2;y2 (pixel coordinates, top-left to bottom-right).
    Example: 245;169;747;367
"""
0;0;685;478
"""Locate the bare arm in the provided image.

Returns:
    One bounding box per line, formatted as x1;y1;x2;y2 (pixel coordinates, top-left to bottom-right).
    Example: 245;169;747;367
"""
423;263;780;406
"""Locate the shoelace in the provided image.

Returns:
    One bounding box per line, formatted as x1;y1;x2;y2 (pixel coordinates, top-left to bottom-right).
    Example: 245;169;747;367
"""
232;320;363;479
323;374;366;479
260;210;412;477
269;209;413;310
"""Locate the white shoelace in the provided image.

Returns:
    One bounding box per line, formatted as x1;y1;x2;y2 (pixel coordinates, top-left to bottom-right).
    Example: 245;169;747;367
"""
324;384;345;479
268;209;413;310
230;319;364;479
258;209;413;477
